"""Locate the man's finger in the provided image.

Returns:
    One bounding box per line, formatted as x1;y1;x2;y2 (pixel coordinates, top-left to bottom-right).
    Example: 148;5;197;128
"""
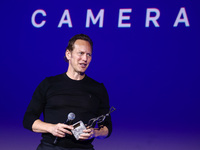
61;124;74;130
79;133;90;138
58;127;73;135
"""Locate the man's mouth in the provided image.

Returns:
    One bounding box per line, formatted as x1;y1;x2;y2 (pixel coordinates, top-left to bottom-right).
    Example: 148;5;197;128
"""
80;63;87;68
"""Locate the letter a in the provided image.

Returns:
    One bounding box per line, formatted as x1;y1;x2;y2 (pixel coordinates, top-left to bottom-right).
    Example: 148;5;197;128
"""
173;7;190;27
58;9;72;28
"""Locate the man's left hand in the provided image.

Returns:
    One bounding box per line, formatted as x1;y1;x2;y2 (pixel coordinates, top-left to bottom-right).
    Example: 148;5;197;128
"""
78;128;96;140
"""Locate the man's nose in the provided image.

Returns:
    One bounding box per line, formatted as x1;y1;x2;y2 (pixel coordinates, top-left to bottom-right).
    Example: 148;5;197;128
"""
82;54;88;61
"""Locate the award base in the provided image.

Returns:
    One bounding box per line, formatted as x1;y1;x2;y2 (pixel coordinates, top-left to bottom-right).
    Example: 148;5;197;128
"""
71;121;86;140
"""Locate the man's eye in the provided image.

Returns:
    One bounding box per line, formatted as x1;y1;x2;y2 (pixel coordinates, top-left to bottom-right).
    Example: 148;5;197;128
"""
79;52;84;55
87;53;92;57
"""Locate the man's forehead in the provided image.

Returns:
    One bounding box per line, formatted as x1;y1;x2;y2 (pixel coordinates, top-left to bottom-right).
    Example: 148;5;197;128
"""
74;40;92;51
74;39;90;45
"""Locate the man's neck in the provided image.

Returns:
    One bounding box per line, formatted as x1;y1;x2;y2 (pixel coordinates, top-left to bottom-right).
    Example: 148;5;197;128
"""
66;71;85;80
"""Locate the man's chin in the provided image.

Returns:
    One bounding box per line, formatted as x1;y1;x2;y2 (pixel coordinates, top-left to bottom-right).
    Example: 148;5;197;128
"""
78;68;87;74
79;72;85;75
77;69;86;75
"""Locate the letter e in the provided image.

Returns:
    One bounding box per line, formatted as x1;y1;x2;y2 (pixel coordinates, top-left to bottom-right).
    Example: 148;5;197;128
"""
118;9;132;28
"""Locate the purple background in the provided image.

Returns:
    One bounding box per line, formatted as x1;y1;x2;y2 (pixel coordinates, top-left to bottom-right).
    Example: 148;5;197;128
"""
1;0;200;149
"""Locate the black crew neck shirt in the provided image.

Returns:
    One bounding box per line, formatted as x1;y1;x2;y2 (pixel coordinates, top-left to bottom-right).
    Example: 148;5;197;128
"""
23;73;112;149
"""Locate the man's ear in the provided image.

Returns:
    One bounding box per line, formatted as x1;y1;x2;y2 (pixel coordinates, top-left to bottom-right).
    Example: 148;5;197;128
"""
65;49;71;60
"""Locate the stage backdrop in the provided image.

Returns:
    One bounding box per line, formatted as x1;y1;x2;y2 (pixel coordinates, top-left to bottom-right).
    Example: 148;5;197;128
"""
1;0;200;150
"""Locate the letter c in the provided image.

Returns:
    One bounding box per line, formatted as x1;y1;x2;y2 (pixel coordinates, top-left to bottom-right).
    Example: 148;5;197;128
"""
31;9;46;28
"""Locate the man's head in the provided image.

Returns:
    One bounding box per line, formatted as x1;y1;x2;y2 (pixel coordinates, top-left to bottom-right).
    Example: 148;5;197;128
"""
64;34;93;62
67;34;93;52
65;34;93;76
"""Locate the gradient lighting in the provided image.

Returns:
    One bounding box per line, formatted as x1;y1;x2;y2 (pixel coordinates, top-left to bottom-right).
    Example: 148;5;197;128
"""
1;0;200;150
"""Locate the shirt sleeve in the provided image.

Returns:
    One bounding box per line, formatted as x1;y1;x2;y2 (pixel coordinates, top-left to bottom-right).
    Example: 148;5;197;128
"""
97;83;112;138
23;78;48;131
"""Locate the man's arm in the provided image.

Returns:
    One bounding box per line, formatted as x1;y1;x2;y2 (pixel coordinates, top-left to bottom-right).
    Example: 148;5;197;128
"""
32;119;73;138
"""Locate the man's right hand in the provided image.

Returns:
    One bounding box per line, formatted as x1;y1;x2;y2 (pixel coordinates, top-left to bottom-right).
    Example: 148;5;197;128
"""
32;119;73;138
50;123;73;137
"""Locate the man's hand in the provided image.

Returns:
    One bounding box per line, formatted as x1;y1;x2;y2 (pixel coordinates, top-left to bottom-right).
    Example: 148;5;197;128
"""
78;126;109;140
32;119;73;138
49;123;73;138
78;128;96;140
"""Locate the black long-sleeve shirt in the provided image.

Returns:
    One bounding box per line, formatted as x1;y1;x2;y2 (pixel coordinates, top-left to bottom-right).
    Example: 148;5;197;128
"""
23;73;112;149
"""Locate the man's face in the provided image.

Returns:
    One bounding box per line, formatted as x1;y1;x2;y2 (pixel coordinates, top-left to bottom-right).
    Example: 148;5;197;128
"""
66;39;92;74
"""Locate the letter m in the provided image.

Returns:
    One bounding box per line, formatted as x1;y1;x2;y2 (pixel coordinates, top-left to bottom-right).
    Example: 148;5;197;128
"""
86;9;104;28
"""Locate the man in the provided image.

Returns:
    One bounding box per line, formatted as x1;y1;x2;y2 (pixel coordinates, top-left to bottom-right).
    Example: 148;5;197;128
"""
23;34;112;150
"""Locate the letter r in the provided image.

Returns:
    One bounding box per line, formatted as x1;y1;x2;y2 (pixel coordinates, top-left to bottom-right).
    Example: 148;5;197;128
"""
145;8;160;27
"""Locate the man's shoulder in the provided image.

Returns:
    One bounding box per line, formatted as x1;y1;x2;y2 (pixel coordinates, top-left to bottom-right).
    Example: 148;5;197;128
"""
45;73;65;82
85;75;108;95
85;75;103;86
